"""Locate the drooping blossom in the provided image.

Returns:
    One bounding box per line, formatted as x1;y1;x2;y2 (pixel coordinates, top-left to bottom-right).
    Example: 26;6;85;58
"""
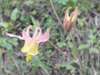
6;25;49;62
63;7;79;31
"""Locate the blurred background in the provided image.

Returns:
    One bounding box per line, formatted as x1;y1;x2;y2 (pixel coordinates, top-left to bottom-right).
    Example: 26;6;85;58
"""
0;0;100;75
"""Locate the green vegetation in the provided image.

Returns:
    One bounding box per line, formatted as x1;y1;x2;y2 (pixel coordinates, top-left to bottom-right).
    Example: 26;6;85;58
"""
0;0;100;75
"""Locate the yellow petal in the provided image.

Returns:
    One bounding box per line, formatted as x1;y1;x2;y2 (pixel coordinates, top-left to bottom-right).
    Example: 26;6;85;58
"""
27;44;39;56
21;41;39;56
71;7;79;23
26;54;33;62
21;43;30;53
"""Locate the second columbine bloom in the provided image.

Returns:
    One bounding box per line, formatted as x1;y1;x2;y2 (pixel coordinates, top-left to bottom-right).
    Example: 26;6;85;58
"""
63;7;79;31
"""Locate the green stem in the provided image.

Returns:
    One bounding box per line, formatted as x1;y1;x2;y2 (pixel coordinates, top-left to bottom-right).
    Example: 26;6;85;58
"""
35;56;50;75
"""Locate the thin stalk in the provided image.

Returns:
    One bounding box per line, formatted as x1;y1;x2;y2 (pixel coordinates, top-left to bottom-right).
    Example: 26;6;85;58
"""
49;0;63;26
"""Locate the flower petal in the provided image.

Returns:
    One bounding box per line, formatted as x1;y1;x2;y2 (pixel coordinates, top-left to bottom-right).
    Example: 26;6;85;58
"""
26;54;33;62
21;41;39;55
71;7;79;23
22;31;31;40
38;29;49;43
21;25;32;40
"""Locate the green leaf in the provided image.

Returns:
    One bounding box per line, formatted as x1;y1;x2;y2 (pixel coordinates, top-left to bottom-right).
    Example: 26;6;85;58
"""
89;47;99;54
32;56;43;68
44;15;55;28
57;62;75;70
55;0;68;6
78;44;89;50
1;22;13;31
57;42;66;48
0;37;15;56
7;38;18;46
72;48;78;59
30;16;40;27
32;56;49;69
88;34;96;44
11;8;20;21
72;0;77;5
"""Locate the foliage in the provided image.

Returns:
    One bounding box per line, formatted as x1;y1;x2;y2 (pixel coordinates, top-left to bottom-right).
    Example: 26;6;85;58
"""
0;0;100;75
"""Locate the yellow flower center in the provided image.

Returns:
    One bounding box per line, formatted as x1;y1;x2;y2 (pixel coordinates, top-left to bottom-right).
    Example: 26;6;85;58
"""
21;41;39;61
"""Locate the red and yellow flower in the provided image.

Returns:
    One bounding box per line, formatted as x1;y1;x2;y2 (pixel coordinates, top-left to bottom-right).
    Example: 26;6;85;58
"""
6;25;49;61
63;7;79;31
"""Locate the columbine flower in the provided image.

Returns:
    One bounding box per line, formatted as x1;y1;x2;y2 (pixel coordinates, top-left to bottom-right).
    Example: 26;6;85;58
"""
6;25;49;62
63;7;79;31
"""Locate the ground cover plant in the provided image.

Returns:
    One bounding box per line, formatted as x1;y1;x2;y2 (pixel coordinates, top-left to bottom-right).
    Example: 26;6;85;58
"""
0;0;100;75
